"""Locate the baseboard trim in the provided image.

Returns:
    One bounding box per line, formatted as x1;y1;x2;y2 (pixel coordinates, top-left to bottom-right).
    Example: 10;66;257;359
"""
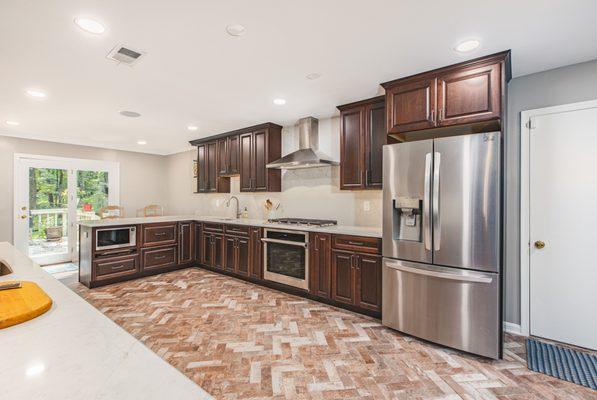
503;322;524;336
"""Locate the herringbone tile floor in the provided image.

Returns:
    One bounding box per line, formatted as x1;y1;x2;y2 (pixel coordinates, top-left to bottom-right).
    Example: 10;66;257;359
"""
66;268;596;400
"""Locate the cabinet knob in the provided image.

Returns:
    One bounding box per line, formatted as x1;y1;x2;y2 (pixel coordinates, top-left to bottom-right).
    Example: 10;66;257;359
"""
534;240;545;249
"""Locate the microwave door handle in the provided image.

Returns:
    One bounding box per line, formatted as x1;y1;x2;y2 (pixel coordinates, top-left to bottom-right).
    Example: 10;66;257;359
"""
423;153;432;251
433;152;441;251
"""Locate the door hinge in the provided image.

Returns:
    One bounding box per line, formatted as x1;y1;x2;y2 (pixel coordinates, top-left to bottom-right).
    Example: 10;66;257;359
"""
526;118;536;129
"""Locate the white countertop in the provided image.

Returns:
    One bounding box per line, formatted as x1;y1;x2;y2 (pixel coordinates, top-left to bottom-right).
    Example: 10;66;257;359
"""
0;242;212;400
79;215;382;238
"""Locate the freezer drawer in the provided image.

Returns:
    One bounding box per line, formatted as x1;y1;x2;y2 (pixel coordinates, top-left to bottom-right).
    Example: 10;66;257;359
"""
382;258;500;359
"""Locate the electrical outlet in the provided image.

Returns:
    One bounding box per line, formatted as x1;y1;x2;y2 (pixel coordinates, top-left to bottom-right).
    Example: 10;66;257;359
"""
363;201;371;212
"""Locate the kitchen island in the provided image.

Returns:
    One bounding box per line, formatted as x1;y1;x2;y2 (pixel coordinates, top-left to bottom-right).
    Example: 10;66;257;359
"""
0;242;212;400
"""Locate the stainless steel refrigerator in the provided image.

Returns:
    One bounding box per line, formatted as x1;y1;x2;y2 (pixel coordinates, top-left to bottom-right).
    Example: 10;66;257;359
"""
382;132;501;359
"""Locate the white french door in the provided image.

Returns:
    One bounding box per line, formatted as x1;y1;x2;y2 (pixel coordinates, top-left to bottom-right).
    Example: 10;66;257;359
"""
14;154;119;265
522;100;597;350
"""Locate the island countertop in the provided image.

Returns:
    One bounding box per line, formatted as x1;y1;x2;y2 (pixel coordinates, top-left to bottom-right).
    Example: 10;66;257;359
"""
78;215;382;238
0;242;212;400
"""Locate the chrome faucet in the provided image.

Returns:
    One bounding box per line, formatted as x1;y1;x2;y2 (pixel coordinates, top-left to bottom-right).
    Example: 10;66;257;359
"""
226;196;241;219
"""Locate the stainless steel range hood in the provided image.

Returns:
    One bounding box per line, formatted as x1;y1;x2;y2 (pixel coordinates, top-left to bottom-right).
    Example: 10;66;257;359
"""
266;117;339;170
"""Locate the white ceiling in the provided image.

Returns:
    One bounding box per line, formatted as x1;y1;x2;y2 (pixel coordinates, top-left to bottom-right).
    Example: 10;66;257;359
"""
1;0;596;155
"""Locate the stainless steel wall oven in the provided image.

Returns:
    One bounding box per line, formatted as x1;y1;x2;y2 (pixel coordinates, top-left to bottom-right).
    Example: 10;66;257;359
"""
262;229;309;290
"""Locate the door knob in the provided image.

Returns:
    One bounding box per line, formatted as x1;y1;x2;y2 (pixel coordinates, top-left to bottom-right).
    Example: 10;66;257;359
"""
534;240;545;249
20;215;27;219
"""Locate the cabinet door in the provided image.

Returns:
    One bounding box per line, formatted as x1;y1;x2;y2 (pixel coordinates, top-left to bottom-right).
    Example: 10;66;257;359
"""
331;250;355;305
217;138;228;175
252;129;267;191
239;133;253;191
193;223;202;263
224;236;236;272
364;100;386;189
227;134;240;175
212;234;225;269
206;141;218;192
249;227;262;280
355;254;382;312
236;237;250;277
197;144;207;192
310;233;332;299
200;232;212;266
387;78;437;133
340;107;365;189
437;62;501;127
178;222;193;264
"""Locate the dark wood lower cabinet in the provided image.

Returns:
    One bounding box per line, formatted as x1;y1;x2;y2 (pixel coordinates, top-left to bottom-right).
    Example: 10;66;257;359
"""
355;254;382;312
249;227;262;279
200;231;225;270
310;233;332;299
193;223;202;263
224;235;250;277
178;222;193;264
330;249;382;313
224;236;236;272
331;250;356;305
142;245;178;272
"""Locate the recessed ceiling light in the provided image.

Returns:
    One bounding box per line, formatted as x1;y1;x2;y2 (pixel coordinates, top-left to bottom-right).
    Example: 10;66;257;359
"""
306;73;322;80
26;89;47;99
25;362;46;377
137;140;147;145
119;110;141;118
455;39;480;53
273;98;286;106
187;125;198;131
74;17;106;35
226;24;246;37
5;120;20;126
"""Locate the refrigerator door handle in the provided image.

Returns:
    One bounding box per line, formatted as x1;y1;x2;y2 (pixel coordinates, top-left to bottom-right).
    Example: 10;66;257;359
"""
423;153;433;251
433;151;441;251
384;260;493;284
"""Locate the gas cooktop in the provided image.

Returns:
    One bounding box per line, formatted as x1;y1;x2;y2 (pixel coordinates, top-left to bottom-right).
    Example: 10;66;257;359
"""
267;218;338;227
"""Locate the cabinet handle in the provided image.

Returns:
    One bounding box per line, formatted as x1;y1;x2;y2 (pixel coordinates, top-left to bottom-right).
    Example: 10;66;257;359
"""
110;264;128;271
439;108;444;122
154;255;166;260
154;232;166;236
429;109;435;123
348;241;364;246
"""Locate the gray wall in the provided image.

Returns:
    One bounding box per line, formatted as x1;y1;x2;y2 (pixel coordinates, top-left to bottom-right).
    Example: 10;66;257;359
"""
504;59;597;324
0;135;168;243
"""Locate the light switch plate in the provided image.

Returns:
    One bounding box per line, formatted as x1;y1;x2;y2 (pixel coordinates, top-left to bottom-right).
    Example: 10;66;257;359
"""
363;201;371;212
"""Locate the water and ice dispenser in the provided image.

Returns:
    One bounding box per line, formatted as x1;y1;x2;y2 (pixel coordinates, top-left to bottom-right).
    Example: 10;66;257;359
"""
392;197;423;242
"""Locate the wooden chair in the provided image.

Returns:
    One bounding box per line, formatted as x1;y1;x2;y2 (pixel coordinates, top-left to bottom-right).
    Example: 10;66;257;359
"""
143;204;163;217
98;206;125;219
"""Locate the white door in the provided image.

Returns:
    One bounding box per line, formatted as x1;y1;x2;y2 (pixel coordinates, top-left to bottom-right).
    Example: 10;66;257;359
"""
529;105;597;350
14;155;119;265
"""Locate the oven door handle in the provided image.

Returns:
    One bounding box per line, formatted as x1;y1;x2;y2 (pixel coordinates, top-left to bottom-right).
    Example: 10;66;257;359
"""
261;238;308;248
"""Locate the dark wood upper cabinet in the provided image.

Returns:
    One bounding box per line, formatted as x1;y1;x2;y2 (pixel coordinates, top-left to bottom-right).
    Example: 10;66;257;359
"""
339;106;364;189
239;133;253;191
437;62;501;126
196;141;230;193
217;138;228;175
310;233;332;299
382;51;510;136
191;123;282;193
337;96;389;190
355;254;382;312
227;134;240;175
385;78;437;134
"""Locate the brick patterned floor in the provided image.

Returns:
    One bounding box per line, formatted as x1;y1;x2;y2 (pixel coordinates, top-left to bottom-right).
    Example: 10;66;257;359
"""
66;268;596;400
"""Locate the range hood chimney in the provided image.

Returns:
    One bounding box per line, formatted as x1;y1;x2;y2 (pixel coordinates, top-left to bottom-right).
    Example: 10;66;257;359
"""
266;117;339;170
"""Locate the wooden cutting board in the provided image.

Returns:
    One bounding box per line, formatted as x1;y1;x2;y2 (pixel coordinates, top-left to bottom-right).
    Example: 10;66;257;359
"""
0;281;53;329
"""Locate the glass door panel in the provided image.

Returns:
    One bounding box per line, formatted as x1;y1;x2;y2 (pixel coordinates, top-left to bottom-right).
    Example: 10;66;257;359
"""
73;170;108;258
27;167;70;264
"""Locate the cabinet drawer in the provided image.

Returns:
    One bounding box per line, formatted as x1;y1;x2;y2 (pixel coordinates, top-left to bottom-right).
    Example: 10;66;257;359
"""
332;234;381;254
203;223;224;233
224;224;249;236
142;224;177;246
94;255;139;281
142;246;177;271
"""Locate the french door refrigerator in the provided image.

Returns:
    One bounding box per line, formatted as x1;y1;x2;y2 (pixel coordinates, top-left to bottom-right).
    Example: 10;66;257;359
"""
382;132;501;359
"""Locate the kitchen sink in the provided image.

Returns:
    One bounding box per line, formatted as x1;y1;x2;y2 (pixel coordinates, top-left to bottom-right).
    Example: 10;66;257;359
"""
0;261;13;276
200;216;236;221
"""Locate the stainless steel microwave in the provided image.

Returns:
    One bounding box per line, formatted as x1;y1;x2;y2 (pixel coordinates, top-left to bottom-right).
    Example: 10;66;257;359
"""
96;226;136;250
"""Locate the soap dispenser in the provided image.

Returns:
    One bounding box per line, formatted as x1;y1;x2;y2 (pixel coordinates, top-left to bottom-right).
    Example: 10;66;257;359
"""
241;207;249;219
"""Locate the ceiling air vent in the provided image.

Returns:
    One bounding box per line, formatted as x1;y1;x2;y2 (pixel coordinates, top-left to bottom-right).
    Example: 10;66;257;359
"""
106;45;145;66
